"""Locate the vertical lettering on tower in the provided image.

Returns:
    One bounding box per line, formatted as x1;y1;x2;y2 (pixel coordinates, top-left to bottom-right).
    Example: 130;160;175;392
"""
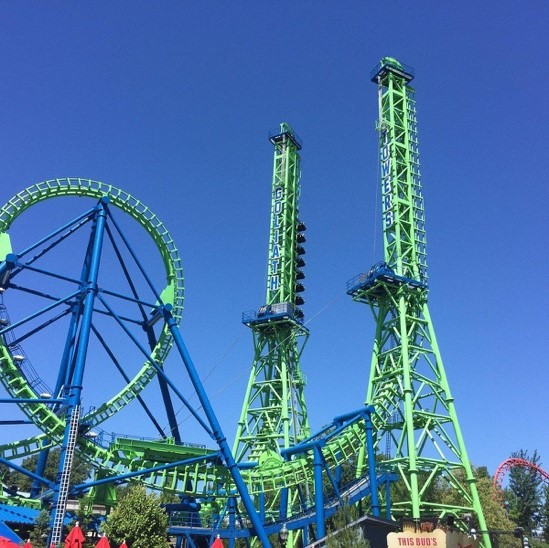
381;129;394;228
269;186;283;296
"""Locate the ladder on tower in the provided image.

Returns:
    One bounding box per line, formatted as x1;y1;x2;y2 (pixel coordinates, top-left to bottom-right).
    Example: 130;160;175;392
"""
49;404;81;547
406;87;427;282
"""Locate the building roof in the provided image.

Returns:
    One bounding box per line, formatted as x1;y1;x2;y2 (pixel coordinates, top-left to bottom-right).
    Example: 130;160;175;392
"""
0;503;39;525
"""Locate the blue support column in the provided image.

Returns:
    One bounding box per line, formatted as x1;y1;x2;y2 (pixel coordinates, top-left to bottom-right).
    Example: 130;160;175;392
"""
49;199;109;546
162;305;271;547
228;496;236;548
0;253;17;288
30;450;50;498
33;263;89;499
0;456;53;489
302;522;309;547
279;487;289;521
313;445;326;539
259;492;266;522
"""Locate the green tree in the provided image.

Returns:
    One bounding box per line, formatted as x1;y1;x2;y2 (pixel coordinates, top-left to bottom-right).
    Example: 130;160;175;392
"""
75;496;97;539
474;473;520;548
437;466;519;548
28;509;50;548
102;484;169;548
113;483;132;501
0;448;91;494
325;501;370;548
541;484;549;543
505;450;542;535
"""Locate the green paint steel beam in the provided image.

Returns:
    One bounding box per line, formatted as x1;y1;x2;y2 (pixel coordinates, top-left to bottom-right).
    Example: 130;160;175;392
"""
348;58;491;547
234;123;310;463
233;124;311;546
0;179;184;438
0;178;373;513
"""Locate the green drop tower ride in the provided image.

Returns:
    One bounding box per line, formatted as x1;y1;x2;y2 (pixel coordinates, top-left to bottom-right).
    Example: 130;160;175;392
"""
347;58;490;545
234;122;310;467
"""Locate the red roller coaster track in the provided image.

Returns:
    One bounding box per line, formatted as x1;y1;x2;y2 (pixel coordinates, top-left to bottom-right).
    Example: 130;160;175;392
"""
493;458;549;491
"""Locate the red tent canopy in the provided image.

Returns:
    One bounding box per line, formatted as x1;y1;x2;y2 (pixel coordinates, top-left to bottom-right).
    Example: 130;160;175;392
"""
0;536;20;548
65;524;85;548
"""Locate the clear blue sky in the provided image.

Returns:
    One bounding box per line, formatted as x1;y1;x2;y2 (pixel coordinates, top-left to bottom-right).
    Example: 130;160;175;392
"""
1;2;548;480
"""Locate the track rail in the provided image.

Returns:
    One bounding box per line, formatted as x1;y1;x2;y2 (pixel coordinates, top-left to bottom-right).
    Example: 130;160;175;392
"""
0;178;184;435
0;180;383;535
493;458;549;490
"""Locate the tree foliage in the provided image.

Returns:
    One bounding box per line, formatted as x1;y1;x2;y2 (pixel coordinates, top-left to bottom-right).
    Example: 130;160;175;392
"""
505;450;543;534
102;484;169;548
0;447;91;495
325;501;370;548
389;469;445;509
542;485;549;543
28;509;50;548
436;466;518;548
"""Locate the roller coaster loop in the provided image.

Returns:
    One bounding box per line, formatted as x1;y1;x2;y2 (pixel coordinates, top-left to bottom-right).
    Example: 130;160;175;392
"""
493;458;549;491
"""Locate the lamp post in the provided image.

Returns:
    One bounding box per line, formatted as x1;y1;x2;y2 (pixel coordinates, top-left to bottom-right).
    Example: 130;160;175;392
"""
279;524;289;547
514;527;530;548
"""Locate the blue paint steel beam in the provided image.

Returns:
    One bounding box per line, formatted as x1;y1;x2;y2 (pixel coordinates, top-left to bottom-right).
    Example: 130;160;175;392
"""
49;199;109;546
162;304;272;548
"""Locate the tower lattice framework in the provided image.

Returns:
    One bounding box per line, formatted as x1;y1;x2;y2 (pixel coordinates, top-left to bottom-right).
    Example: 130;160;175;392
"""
348;58;490;545
234;123;310;466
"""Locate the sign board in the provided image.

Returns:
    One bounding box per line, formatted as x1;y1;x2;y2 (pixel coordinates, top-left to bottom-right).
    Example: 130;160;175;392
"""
388;528;479;548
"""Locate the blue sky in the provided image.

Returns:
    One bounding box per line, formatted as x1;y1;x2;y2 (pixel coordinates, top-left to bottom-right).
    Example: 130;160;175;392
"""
1;2;548;481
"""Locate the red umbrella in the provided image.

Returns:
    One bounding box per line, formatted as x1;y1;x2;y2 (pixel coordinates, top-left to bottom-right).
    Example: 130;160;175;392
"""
211;535;223;548
119;542;128;548
0;537;20;548
23;541;33;548
65;524;85;547
96;537;110;548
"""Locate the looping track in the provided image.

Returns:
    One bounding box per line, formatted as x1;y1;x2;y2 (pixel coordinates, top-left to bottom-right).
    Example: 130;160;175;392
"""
0;178;184;477
0;180;378;508
493;458;549;491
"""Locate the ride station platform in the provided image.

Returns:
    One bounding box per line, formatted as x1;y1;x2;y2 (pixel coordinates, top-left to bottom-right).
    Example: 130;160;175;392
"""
242;302;305;327
110;436;216;463
346;262;427;301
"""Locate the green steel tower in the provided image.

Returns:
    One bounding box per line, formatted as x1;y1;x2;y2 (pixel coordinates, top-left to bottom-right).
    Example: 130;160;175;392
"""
234;122;310;468
347;58;490;545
